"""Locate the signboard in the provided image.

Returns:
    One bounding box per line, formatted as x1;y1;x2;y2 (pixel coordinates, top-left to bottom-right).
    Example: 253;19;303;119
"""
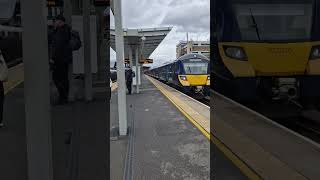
139;58;153;64
146;59;153;64
93;0;110;6
47;0;63;7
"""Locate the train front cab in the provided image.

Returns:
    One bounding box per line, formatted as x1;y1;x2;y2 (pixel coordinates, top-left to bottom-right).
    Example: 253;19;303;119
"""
211;0;320;104
175;54;210;96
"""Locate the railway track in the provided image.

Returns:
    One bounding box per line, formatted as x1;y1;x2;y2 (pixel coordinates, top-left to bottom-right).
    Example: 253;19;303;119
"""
232;96;320;144
199;95;210;105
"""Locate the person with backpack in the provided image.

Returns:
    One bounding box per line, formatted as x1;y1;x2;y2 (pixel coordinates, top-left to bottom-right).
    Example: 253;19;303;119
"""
50;15;81;105
0;49;8;128
125;67;135;95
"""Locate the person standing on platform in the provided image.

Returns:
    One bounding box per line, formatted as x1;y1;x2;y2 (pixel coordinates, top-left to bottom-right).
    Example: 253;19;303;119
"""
125;67;135;95
51;15;72;105
109;78;112;100
0;49;8;128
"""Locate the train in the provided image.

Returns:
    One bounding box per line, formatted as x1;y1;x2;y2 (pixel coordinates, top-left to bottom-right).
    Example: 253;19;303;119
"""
0;0;22;67
146;53;210;96
211;0;320;105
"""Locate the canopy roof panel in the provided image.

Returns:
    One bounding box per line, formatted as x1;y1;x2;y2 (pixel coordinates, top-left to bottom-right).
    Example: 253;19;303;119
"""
110;27;172;59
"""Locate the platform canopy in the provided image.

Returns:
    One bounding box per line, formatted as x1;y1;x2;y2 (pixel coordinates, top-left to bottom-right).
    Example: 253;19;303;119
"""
110;27;172;60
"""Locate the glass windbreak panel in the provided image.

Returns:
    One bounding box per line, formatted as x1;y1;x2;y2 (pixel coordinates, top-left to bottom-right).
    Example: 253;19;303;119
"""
0;0;16;21
233;3;313;41
183;61;208;74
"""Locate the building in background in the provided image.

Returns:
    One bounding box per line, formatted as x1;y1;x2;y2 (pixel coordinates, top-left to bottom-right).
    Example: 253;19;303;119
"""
176;40;210;59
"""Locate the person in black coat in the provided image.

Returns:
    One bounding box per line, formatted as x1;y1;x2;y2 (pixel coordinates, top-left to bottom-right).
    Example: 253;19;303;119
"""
125;68;135;94
50;15;72;105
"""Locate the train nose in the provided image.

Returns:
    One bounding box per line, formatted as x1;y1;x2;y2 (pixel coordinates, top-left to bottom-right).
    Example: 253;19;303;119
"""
186;75;209;86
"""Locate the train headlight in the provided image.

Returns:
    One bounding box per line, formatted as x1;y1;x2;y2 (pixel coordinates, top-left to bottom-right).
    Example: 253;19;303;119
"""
310;46;320;60
180;75;187;81
223;46;247;61
207;76;210;80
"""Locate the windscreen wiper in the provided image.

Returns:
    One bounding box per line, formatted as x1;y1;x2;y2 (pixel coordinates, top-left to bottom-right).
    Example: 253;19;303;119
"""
249;8;261;40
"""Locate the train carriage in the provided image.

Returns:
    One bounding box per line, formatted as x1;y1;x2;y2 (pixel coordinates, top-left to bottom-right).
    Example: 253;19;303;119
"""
147;53;210;96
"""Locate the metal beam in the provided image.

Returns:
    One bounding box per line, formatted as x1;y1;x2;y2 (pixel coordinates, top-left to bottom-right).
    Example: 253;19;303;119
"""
109;28;171;59
128;46;133;67
129;46;134;93
64;0;73;24
83;0;93;101
20;0;53;179
110;0;114;14
110;28;171;37
135;47;140;94
0;25;23;32
64;0;75;102
114;0;127;136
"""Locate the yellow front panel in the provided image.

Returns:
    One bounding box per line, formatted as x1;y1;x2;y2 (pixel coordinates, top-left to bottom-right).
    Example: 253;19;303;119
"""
178;76;190;86
185;75;208;86
219;42;320;77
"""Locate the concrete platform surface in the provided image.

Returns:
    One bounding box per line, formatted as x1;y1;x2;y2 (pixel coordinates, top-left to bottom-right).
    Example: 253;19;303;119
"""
148;76;210;134
0;76;108;180
148;76;248;180
110;75;210;180
213;90;320;180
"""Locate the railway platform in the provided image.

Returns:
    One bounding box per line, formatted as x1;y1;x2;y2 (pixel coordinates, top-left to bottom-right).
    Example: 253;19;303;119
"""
110;74;248;179
213;90;320;180
0;64;108;180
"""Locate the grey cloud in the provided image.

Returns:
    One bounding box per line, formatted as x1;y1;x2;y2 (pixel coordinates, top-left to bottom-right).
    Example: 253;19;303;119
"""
120;0;171;28
161;1;210;33
110;0;210;63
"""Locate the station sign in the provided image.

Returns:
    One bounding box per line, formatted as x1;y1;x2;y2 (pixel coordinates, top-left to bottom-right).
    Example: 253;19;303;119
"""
93;0;110;6
139;58;153;64
47;0;63;7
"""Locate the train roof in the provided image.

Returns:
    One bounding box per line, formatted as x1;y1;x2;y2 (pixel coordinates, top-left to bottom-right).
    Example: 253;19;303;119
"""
177;53;209;61
148;53;209;71
149;61;172;70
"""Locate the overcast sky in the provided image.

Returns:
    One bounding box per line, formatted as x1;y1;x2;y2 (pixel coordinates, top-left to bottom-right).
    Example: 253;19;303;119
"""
110;0;210;67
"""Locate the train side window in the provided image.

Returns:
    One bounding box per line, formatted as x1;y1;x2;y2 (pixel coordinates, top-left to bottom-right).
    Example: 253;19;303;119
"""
176;63;180;74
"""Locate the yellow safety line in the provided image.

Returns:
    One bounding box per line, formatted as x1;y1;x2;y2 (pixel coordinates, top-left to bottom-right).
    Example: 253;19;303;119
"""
146;75;262;180
4;79;24;95
4;63;24;95
211;134;263;180
147;76;210;139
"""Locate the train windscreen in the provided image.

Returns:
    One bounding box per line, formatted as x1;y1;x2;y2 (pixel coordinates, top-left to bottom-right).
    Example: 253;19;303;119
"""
232;1;314;41
183;60;208;74
0;0;17;23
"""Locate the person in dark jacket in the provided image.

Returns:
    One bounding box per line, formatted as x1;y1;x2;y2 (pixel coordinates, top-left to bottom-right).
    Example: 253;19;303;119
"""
125;67;135;94
50;15;72;105
0;49;7;128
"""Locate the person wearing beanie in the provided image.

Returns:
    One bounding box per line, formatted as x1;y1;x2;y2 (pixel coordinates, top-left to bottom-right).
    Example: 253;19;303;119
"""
50;14;72;105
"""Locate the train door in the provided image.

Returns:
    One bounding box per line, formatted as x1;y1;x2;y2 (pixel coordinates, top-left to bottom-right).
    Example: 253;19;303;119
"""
174;62;180;84
168;64;173;83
